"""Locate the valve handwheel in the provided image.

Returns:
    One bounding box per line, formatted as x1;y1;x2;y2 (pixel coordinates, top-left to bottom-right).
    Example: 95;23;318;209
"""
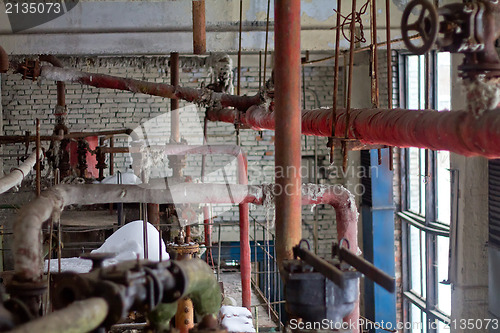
401;0;439;54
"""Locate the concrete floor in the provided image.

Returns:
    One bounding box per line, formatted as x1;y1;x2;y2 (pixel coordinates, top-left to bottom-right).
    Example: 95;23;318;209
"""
220;272;279;330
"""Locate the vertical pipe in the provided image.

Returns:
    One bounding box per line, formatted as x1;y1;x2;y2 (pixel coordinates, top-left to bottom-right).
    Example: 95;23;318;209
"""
263;0;271;84
424;51;438;333
56;82;65;107
192;0;206;54
274;0;302;274
201;118;212;262
109;137;114;176
237;0;243;96
259;51;262;91
239;154;251;309
169;52;187;238
342;0;357;172
345;0;357;132
217;225;222;281
370;0;379;108
147;204;160;230
171;53;182;180
370;0;382;165
385;0;394;170
171;52;180;145
330;0;342;163
143;204;149;259
35;119;41;197
345;1;359;330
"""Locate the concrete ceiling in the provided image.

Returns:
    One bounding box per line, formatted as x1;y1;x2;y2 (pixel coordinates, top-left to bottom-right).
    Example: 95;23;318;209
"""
0;0;418;56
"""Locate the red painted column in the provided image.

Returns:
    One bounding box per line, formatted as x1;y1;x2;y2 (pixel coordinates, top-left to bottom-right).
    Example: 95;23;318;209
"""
238;153;251;309
274;0;302;274
192;0;206;54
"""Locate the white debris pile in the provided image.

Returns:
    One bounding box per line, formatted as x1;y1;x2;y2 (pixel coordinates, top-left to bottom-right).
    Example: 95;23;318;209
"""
45;220;169;273
96;171;142;185
218;306;256;333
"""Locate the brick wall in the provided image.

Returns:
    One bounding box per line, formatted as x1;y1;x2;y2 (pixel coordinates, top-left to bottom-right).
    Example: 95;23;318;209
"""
0;54;357;258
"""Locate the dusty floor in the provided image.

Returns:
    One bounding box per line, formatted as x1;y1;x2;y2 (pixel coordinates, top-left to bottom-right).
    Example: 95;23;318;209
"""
220;272;279;330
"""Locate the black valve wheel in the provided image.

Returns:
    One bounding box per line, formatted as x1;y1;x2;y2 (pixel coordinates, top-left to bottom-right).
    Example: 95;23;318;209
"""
401;0;439;54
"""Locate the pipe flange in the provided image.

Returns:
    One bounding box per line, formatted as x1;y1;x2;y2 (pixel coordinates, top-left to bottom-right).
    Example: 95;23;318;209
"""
167;243;200;256
6;279;46;299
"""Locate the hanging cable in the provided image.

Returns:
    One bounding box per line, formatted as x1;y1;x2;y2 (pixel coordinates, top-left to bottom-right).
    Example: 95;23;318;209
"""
370;0;382;165
343;0;357;172
263;0;271;87
235;0;243;145
330;0;343;164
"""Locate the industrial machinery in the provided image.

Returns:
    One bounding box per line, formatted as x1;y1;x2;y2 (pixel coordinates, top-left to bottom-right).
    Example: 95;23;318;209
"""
0;256;222;332
283;240;395;328
402;0;500;77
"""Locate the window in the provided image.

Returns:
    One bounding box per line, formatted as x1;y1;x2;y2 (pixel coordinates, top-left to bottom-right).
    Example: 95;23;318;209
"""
399;52;452;332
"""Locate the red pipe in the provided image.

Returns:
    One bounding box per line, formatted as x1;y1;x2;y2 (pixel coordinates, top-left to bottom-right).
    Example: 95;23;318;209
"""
31;60;500;159
157;144;251;308
300;184;358;253
14;183;354;278
38;66;262;112
238;155;251;309
274;0;302;274
207;106;500;158
192;0;206;54
15;182;357;321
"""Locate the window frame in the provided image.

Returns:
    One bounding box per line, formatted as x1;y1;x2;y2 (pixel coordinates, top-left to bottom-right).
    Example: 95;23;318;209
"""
399;52;452;332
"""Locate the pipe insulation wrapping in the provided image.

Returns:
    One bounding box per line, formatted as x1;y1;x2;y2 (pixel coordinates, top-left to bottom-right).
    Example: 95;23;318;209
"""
0;150;43;195
9;298;108;333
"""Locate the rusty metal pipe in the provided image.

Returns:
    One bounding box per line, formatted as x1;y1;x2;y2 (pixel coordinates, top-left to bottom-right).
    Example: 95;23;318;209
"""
38;66;261;111
0;129;134;145
13;183;355;280
385;0;394;170
97;143;252;307
9;298;108;333
238;154;251;309
206;106;500;158
331;0;342;139
170;52;182;180
274;0;302;275
12;183;359;319
35;119;41;197
192;0;206;54
39;55;65;107
13;182;262;281
170;52;180;144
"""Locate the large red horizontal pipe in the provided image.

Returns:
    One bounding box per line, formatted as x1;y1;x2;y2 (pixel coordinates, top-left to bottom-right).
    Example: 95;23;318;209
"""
207;106;500;158
38;66;261;111
29;64;500;158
